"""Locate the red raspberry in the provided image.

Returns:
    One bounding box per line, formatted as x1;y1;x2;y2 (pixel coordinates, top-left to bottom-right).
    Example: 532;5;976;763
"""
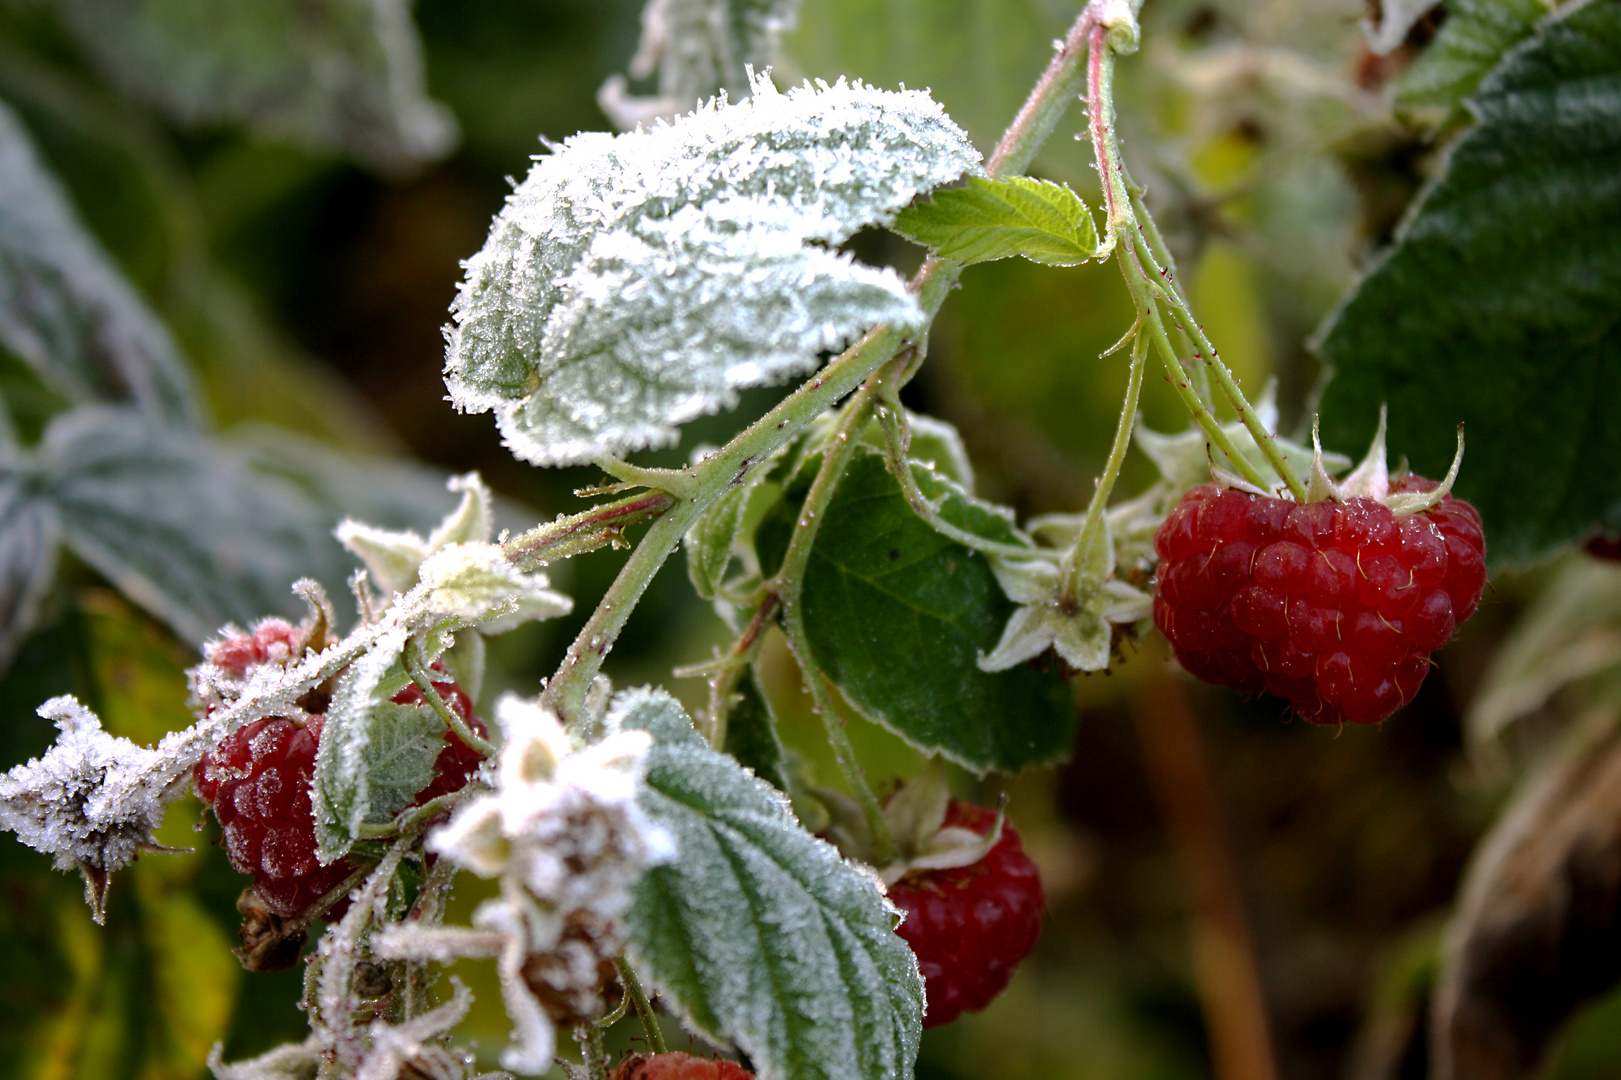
1151;477;1486;725
195;668;486;920
887;803;1045;1028
610;1053;754;1080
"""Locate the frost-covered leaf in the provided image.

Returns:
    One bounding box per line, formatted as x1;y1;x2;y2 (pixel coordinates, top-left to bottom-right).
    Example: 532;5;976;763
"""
36;407;348;645
208;1037;321;1080
892;176;1097;266
312;625;412;862
1394;0;1552;125
0;473;60;672
353;702;444;824
418;541;569;627
600;0;804;127
1318;0;1621;564
620;687;923;1080
445;74;979;466
0;696;196;922
47;0;455;174
0;100;199;424
758;451;1074;773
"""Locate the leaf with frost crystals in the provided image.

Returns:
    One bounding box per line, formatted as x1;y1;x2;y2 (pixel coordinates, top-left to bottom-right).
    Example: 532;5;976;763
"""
619;686;923;1080
445;73;980;467
599;0;804;128
0;696;196;923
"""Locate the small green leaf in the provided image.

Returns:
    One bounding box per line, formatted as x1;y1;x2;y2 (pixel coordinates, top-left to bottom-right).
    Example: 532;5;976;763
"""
893;176;1097;266
353;702;444;824
722;669;794;797
312;627;412;862
618;687;923;1080
765;452;1074;773
1393;0;1552;126
686;482;751;601
0;477;59;672
1318;0;1621;565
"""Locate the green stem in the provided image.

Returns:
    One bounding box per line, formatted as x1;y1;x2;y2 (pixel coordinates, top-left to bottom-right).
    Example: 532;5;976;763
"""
406;641;496;757
615;958;667;1055
771;386;900;866
1128;184;1208;404
541;0;1107;727
502;491;675;573
1062;331;1148;601
701;592;779;748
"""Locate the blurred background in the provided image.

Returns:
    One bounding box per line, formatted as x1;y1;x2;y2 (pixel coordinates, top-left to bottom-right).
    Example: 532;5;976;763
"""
1;0;1618;1078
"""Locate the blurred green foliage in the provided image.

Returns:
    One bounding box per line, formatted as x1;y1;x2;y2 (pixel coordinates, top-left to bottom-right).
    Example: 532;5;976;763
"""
1;0;1618;1078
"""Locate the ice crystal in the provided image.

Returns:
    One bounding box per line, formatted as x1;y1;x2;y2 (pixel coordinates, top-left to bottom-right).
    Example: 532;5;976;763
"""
0;697;195;921
379;694;670;1074
445;72;980;466
599;0;804;128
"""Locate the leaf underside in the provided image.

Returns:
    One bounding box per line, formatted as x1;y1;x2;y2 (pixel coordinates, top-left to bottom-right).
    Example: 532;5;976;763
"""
1318;0;1621;565
619;687;922;1080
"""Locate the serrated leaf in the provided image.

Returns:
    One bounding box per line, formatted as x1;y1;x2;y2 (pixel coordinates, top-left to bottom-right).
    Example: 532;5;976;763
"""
892;176;1097;266
46;0;455;174
0;475;59;672
33;407;351;645
0;100;199;425
1394;0;1552;125
312;626;412;862
600;0;804;127
1317;0;1621;566
616;687;922;1080
444;75;979;466
762;452;1074;772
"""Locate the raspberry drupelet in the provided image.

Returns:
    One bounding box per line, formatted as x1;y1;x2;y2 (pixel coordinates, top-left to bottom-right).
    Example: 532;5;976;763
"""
1152;475;1486;725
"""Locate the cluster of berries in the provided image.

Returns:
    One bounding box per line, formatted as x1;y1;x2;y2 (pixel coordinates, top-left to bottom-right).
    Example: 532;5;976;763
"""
193;620;486;923
1152;477;1486;725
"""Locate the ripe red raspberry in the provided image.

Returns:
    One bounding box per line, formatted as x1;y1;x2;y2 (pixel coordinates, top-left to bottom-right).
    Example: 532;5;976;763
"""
194;667;486;920
1151;477;1486;725
887;802;1045;1028
610;1053;754;1080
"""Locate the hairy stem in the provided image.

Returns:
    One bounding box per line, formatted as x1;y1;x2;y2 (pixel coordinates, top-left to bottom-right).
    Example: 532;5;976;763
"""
406;640;496;757
1061;330;1148;602
615;957;667;1054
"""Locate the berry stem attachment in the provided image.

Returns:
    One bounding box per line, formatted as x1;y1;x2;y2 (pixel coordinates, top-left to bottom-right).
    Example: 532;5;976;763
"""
1062;329;1147;602
1082;8;1308;501
615;957;667;1055
406;639;496;757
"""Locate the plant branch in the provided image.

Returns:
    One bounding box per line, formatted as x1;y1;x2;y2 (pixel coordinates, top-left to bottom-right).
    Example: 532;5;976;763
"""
615;957;667;1054
406;639;496;757
503;491;676;573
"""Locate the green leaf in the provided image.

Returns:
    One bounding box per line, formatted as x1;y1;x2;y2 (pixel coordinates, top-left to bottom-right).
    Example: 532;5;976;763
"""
1317;0;1621;566
686;482;751;601
617;687;922;1080
893;176;1097;266
311;626;413;862
0;474;59;671
47;0;455;174
0;100;200;425
769;452;1074;773
723;669;794;798
1393;0;1553;125
35;407;351;644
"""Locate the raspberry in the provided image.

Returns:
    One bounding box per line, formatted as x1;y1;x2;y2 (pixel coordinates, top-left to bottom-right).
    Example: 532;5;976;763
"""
195;662;486;920
610;1053;754;1080
1151;477;1486;725
887;802;1045;1027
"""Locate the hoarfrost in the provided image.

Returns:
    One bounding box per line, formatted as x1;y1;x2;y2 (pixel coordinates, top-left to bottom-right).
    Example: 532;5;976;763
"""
445;72;980;466
379;694;670;1074
0;696;196;922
